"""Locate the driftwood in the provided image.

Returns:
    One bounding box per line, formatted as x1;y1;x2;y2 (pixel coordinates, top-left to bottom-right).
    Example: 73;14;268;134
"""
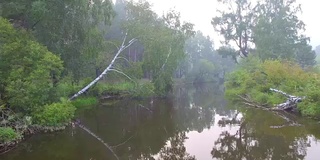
238;88;305;128
269;88;304;112
69;34;137;100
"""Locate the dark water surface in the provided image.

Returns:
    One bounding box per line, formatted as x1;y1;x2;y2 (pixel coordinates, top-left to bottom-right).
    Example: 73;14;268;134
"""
1;84;320;160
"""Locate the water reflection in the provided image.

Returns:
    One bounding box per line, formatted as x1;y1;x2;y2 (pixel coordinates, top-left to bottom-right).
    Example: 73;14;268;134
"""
1;83;320;160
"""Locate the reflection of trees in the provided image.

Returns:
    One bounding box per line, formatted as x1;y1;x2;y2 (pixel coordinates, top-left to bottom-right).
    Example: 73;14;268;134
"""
212;108;310;160
158;132;196;160
173;83;233;133
77;98;176;160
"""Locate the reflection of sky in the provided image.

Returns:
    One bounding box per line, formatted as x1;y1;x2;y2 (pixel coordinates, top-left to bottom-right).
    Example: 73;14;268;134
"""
153;114;240;160
155;113;320;160
305;136;320;160
184;114;239;160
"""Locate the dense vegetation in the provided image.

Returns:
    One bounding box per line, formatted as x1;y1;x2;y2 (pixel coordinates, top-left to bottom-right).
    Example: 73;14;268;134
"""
0;0;232;147
1;0;319;153
225;56;320;118
214;0;319;118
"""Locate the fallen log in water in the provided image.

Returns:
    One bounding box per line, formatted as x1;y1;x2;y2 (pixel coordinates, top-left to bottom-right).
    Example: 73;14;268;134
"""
269;88;305;112
237;88;305;128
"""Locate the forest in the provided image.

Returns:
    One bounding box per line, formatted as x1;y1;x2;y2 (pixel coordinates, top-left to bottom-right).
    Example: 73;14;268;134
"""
0;0;319;155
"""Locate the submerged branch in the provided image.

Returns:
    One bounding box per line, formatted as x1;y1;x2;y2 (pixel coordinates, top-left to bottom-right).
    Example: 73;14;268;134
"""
111;135;135;148
75;122;119;160
237;93;302;128
138;104;152;112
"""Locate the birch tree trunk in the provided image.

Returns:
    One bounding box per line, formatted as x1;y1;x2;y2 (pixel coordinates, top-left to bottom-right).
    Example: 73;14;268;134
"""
269;88;304;111
69;35;137;100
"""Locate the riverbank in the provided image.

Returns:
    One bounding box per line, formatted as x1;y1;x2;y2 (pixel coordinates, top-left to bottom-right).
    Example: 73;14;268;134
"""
1;83;320;160
225;57;320;119
0;80;156;155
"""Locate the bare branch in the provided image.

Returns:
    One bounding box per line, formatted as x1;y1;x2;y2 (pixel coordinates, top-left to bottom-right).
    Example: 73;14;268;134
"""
109;68;137;84
116;56;131;64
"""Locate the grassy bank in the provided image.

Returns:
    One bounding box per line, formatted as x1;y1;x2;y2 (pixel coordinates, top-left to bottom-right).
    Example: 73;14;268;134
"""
0;80;155;152
225;56;320;119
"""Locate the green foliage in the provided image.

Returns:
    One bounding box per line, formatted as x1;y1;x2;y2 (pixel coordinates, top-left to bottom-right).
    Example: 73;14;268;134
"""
225;57;320;118
0;127;21;143
71;97;98;108
0;0;114;82
96;81;155;98
212;0;253;57
124;1;195;96
33;99;76;126
0;17;63;113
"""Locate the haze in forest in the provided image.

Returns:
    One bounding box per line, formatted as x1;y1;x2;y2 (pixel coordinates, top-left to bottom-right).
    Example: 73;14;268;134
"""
125;0;320;48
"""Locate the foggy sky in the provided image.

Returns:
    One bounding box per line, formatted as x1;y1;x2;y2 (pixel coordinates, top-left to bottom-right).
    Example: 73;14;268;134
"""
116;0;320;49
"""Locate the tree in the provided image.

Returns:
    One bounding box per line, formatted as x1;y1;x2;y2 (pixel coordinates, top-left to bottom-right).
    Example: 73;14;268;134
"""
212;0;256;58
124;0;195;95
0;0;115;81
0;17;63;113
253;0;308;61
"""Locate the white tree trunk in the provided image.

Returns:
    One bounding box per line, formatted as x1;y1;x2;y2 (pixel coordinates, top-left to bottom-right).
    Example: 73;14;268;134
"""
69;35;137;100
269;88;304;111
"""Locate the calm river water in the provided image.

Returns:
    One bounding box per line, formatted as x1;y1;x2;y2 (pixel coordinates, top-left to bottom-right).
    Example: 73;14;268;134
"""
1;83;320;160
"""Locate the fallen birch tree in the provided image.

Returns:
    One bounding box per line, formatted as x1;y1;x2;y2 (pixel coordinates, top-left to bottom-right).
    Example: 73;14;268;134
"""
269;88;305;112
237;88;305;128
69;34;137;100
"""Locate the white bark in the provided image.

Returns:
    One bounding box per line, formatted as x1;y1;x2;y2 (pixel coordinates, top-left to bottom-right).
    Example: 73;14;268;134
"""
269;88;304;110
160;47;172;71
69;35;137;100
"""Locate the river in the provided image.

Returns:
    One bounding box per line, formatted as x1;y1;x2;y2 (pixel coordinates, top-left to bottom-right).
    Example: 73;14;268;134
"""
1;83;320;160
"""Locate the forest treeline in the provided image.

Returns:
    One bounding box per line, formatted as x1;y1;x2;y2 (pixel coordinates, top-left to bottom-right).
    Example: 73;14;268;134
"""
0;0;319;150
0;0;232;147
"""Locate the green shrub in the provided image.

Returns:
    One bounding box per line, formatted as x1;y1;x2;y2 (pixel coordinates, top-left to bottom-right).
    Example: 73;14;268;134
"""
0;17;63;113
0;127;21;143
54;76;77;98
33;99;76;126
132;81;155;98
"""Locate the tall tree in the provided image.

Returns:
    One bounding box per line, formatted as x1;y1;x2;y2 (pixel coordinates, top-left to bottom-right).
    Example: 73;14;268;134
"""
212;0;256;58
254;0;301;59
124;0;195;95
0;0;115;81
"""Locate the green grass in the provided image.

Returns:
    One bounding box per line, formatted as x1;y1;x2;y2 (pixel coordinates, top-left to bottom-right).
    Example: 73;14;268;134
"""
0;127;21;144
71;97;99;108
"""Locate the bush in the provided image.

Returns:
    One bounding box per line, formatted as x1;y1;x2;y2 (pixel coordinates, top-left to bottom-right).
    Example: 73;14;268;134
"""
132;81;155;98
0;17;63;113
225;56;320;118
0;127;21;144
33;99;76;126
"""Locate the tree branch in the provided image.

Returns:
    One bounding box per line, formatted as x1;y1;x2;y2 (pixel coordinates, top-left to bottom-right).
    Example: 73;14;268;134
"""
108;68;137;84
